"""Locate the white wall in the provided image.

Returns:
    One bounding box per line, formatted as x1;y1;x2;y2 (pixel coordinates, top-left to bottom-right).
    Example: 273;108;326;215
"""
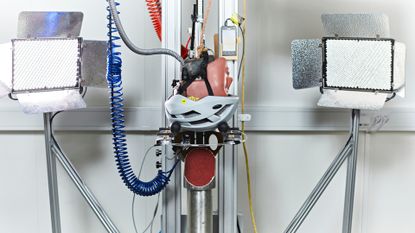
1;0;415;233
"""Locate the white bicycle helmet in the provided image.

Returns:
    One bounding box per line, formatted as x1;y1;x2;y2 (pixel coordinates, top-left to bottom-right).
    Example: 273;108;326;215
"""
165;94;239;132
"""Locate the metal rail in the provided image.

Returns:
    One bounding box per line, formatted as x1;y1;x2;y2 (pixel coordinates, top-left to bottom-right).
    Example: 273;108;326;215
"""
44;113;62;233
342;109;360;233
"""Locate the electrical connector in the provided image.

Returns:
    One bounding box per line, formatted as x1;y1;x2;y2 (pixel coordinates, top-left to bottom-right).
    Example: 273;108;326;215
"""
230;13;245;26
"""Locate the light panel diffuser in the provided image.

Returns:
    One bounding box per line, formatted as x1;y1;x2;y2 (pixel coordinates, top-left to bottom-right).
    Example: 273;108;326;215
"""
318;90;387;110
17;89;86;114
324;38;393;91
12;38;81;92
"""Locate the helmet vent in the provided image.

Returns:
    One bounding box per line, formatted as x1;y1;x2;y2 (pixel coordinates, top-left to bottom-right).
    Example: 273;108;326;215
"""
212;104;223;110
183;110;201;118
190;118;212;125
215;104;231;116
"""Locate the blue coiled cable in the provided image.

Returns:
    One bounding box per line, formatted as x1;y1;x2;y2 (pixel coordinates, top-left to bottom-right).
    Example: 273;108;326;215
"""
106;3;179;197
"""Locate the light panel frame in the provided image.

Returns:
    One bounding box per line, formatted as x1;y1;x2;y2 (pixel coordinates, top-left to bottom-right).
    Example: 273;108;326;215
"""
322;37;395;93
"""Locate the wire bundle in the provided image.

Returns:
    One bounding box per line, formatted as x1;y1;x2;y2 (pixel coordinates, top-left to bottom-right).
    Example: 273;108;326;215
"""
106;2;177;197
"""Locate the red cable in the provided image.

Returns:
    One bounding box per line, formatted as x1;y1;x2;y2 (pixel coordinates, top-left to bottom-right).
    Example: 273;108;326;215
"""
145;0;189;58
145;0;162;40
185;36;192;50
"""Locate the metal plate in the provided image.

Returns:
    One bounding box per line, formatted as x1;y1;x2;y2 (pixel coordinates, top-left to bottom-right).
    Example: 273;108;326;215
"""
0;43;12;97
393;42;406;97
318;90;387;110
81;40;108;88
0;82;9;98
291;39;322;89
17;12;83;39
321;14;390;38
17;90;86;114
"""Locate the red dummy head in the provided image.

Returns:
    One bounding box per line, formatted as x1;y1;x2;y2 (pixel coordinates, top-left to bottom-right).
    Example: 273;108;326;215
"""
186;57;233;99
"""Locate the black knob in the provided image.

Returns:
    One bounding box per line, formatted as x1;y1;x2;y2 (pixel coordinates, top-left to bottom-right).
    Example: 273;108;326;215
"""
171;122;181;134
218;122;229;133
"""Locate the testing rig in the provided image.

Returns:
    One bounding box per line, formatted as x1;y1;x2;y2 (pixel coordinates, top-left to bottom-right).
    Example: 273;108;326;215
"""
106;0;244;232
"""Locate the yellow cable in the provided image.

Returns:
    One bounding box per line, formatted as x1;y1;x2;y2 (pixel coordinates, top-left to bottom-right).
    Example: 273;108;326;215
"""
240;0;259;232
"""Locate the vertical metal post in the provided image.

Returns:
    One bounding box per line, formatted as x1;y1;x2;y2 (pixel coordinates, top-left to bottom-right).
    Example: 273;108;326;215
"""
162;146;182;233
161;0;182;232
218;1;239;233
188;190;213;233
194;0;204;58
218;144;238;233
44;113;62;233
218;0;239;95
342;109;360;233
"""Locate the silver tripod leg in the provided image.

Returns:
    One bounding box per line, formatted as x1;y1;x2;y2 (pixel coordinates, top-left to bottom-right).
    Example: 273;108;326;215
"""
51;142;120;233
284;109;360;233
44;113;119;233
44;113;62;233
342;109;360;233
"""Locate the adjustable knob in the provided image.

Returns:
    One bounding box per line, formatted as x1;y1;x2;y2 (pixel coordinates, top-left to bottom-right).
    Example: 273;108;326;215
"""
171;122;181;134
218;122;229;133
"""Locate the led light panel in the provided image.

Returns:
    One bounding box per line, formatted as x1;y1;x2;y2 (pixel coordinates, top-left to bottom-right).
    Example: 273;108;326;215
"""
324;38;393;91
12;38;81;92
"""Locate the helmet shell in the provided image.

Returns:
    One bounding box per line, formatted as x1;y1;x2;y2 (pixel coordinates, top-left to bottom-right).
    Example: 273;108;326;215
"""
165;95;239;132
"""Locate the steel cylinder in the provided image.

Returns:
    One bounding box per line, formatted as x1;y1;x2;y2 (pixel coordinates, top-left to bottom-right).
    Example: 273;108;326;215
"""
187;189;213;233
